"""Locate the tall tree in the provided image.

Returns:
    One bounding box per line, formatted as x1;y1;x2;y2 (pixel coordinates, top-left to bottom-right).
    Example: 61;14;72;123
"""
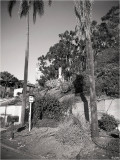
38;29;86;82
8;0;52;125
74;0;99;137
94;5;119;97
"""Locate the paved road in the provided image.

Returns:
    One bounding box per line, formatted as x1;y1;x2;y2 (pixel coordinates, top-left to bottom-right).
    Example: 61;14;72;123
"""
1;143;35;159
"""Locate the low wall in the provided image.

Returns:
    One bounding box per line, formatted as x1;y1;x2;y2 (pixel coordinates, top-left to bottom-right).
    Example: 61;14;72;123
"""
0;105;22;124
72;98;120;121
97;98;120;120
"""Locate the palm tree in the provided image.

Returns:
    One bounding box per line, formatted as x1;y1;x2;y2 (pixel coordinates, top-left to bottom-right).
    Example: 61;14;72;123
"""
8;0;52;126
74;0;99;137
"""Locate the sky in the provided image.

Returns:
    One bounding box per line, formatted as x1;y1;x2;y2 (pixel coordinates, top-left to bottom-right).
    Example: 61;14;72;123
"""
1;0;119;84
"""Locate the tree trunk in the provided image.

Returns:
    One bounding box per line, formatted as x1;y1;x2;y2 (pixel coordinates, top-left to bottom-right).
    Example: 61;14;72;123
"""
86;36;99;138
4;83;7;98
74;0;99;137
58;67;62;79
21;10;29;126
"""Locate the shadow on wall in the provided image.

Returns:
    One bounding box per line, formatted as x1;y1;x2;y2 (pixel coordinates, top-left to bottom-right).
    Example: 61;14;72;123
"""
73;74;89;122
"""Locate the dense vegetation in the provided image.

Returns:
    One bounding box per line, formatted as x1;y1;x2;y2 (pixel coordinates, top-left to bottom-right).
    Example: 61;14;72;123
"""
32;95;62;126
37;5;119;98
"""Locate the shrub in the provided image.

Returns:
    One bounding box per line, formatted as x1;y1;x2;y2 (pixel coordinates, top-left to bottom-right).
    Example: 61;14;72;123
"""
32;95;63;126
98;113;118;132
45;79;58;89
60;81;72;93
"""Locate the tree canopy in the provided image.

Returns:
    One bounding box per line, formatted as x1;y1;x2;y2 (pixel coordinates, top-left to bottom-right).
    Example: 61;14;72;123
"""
37;5;119;97
0;71;21;88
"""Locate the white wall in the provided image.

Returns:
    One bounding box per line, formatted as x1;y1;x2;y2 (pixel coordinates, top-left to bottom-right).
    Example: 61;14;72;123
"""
0;105;22;124
72;98;120;121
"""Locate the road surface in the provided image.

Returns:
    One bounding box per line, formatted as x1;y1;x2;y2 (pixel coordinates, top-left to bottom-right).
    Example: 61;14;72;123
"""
1;143;35;159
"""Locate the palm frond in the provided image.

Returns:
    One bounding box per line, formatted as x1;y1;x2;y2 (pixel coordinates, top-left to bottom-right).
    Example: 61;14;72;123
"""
19;0;29;18
33;0;44;23
8;0;16;17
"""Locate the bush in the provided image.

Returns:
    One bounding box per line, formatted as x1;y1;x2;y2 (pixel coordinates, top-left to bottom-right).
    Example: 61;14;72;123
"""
98;113;118;132
45;79;58;89
60;81;72;93
32;95;63;126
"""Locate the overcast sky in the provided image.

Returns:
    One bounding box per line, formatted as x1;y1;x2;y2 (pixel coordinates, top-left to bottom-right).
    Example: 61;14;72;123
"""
1;0;119;84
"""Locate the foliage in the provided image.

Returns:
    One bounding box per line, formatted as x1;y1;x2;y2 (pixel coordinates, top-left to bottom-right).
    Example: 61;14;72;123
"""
32;93;76;127
60;80;72;93
0;71;21;88
37;75;46;87
37;5;119;98
98;113;118;132
32;95;62;126
0;71;22;98
8;0;51;22
95;48;119;97
38;30;86;82
45;79;58;89
91;5;119;59
94;5;119;97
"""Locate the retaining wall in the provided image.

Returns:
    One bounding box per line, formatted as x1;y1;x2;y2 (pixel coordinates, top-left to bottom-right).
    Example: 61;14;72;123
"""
72;98;120;121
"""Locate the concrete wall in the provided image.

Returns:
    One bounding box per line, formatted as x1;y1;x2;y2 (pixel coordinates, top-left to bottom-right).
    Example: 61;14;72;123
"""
97;98;120;120
0;105;22;124
72;98;120;121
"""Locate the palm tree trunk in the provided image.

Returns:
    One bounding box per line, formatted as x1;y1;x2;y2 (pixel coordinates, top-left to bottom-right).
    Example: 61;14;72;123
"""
21;10;29;126
86;35;99;137
4;83;7;98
